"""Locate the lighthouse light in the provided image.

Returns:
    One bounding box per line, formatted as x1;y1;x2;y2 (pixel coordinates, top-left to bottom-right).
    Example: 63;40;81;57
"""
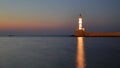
79;17;83;30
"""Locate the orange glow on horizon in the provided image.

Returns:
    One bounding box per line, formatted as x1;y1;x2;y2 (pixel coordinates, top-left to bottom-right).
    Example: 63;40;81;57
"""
0;13;72;31
0;21;69;31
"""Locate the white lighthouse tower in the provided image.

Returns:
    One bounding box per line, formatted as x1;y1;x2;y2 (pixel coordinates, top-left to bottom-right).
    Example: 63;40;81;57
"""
75;14;86;37
79;14;85;31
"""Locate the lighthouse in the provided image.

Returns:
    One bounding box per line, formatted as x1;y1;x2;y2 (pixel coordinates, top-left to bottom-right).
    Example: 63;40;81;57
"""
74;14;120;37
79;14;85;31
75;14;86;37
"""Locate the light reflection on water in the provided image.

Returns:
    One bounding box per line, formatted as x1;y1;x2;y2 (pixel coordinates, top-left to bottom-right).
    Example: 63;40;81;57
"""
77;37;85;68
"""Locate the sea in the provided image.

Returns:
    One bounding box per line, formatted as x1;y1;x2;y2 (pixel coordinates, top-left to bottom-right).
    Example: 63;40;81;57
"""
0;36;120;68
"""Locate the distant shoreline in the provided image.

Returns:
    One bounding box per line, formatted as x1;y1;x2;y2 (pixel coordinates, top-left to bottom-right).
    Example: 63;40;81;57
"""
86;32;120;37
0;35;70;37
73;32;120;37
0;33;120;37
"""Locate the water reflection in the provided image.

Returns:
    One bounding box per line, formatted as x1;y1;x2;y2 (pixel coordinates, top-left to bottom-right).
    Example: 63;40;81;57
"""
77;37;85;68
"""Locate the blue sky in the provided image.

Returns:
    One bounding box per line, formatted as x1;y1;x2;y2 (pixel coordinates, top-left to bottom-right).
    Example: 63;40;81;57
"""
0;0;120;35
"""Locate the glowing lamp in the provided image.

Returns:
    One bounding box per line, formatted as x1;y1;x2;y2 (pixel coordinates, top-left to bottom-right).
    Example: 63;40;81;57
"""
79;14;83;30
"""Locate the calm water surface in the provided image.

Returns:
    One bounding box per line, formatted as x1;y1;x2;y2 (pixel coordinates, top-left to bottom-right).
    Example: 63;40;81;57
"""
0;37;120;68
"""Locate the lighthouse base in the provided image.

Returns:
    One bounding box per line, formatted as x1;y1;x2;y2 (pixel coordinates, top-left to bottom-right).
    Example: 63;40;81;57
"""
75;28;86;37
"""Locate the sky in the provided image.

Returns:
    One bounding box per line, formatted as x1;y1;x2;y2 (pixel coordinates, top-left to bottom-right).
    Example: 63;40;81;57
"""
0;0;120;35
